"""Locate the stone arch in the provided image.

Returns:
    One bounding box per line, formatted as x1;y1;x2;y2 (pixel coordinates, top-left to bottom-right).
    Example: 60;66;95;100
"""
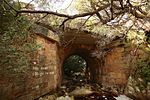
62;46;102;82
59;29;104;83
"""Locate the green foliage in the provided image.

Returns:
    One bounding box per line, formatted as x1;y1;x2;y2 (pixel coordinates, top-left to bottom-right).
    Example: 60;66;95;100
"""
141;65;150;83
136;54;150;82
74;0;92;13
0;16;36;74
0;0;14;33
127;30;145;45
64;55;86;76
127;29;150;95
0;1;39;74
132;48;150;93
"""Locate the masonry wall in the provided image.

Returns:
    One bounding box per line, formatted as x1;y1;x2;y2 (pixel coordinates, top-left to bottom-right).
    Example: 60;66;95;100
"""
101;46;130;91
0;34;60;100
29;35;61;99
100;45;143;94
0;30;147;99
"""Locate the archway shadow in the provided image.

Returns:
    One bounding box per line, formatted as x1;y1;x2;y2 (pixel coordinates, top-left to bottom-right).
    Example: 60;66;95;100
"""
61;48;102;87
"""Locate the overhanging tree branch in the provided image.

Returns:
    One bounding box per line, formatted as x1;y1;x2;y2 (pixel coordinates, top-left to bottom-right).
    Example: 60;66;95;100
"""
3;0;18;12
16;4;110;19
3;0;150;24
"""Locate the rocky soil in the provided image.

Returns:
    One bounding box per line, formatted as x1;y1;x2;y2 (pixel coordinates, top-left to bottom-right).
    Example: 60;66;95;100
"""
38;75;132;100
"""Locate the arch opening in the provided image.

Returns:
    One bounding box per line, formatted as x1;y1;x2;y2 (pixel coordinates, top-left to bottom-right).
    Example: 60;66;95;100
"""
63;55;87;78
61;48;102;86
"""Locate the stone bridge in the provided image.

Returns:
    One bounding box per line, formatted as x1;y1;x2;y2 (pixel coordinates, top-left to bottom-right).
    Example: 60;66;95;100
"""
0;26;136;100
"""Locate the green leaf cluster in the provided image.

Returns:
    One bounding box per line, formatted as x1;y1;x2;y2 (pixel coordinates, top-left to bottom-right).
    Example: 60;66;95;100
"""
136;56;150;83
64;55;86;76
0;0;38;74
132;49;150;92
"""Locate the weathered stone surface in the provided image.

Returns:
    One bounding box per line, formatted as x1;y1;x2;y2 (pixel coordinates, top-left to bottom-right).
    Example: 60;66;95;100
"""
0;33;60;100
29;35;60;99
0;28;146;100
102;46;131;92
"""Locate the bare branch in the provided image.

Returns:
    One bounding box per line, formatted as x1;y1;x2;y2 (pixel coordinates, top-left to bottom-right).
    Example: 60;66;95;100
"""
104;10;110;19
17;10;71;18
63;15;92;47
36;13;48;22
90;1;108;23
3;0;18;12
25;0;35;9
119;0;124;9
3;0;149;24
17;4;110;19
60;18;70;30
110;0;114;20
130;9;150;19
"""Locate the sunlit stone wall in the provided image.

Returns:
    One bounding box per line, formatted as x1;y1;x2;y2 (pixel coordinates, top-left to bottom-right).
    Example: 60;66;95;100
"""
0;33;61;100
